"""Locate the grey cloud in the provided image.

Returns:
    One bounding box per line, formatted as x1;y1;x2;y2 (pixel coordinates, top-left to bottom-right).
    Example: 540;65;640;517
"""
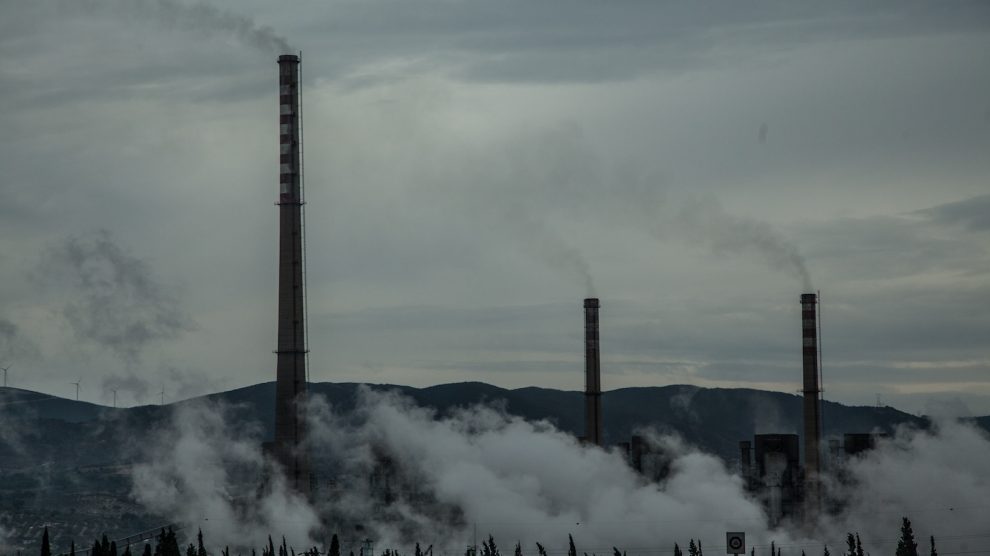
916;194;990;231
36;230;194;363
301;1;990;84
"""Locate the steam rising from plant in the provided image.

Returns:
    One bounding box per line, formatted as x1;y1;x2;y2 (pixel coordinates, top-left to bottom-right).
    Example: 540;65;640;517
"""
129;390;990;554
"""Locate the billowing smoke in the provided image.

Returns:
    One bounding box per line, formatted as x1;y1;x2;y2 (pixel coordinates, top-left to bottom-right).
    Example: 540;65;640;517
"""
57;0;293;54
669;197;813;291
821;418;990;555
37;230;193;363
130;401;319;548
129;389;990;554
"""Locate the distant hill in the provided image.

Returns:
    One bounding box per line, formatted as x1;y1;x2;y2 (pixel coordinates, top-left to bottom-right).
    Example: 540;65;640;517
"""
0;381;941;466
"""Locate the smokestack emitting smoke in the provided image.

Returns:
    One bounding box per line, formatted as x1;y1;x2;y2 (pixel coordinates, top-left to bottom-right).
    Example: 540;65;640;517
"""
584;298;602;446
273;54;310;496
801;292;822;523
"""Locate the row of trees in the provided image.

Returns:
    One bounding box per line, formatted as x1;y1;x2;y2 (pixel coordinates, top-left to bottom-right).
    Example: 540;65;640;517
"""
34;517;937;556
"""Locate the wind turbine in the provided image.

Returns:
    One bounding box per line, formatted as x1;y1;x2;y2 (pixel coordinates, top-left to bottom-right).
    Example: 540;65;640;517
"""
0;364;9;388
110;388;118;408
71;380;80;401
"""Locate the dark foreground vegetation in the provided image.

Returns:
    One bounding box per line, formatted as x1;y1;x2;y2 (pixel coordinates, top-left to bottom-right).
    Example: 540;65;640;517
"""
25;517;934;556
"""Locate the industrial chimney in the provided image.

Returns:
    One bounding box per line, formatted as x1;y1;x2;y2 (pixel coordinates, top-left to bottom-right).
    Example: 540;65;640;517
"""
801;292;821;522
584;298;602;446
273;54;310;496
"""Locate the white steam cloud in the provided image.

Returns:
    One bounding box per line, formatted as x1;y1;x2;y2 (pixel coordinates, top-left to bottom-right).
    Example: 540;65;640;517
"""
129;390;990;555
130;402;318;548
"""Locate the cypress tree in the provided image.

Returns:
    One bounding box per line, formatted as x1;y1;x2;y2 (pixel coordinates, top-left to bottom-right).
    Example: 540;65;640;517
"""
70;541;76;556
536;544;547;556
688;541;697;556
568;537;576;556
93;539;102;556
929;537;937;556
515;543;523;556
896;518;918;556
187;546;196;556
673;544;682;556
481;537;498;556
823;547;830;556
697;541;703;556
197;530;207;556
41;527;51;556
771;542;775;556
110;542;118;556
855;537;863;556
329;536;340;556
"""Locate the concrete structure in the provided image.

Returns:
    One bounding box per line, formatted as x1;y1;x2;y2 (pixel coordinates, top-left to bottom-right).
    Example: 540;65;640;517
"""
584;298;602;446
750;434;802;526
273;54;310;496
801;292;822;521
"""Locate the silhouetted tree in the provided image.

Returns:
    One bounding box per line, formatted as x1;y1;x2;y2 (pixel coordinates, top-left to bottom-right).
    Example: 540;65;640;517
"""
41;527;51;556
929;537;937;556
855;536;863;556
197;530;207;556
483;536;500;556
187;545;196;556
536;543;547;556
673;544;682;556
896;518;918;556
143;544;152;556
823;546;830;556
688;541;698;556
568;536;576;556
70;541;76;556
514;543;523;556
329;536;340;556
612;548;625;556
123;545;133;556
771;541;775;556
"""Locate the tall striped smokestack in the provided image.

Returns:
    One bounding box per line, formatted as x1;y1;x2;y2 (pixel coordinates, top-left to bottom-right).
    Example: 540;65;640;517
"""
273;54;310;496
801;292;821;521
584;298;602;446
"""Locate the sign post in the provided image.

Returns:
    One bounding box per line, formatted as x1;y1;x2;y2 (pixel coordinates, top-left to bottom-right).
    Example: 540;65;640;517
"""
726;533;746;555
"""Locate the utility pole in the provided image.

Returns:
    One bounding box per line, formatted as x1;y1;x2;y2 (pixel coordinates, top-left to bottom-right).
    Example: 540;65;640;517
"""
71;381;80;401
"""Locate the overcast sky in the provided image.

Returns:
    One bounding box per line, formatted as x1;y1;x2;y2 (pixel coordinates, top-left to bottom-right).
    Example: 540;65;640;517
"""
1;0;988;414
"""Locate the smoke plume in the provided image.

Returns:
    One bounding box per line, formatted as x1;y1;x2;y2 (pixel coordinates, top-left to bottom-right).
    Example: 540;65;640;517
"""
37;230;193;363
671;197;813;291
58;0;292;54
0;318;40;364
